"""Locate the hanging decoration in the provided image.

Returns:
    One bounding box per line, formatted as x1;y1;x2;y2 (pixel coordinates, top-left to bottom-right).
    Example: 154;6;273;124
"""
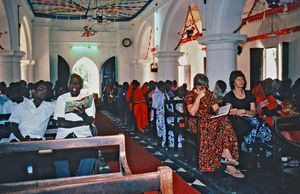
234;0;259;33
144;28;153;60
174;6;202;50
241;1;300;25
0;31;8;50
27;0;151;22
81;24;97;37
242;25;300;43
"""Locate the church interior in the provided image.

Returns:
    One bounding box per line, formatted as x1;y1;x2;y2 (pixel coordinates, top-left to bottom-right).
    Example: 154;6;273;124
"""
0;0;300;193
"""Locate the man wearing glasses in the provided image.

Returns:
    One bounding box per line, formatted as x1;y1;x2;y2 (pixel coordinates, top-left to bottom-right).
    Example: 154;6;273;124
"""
1;80;55;142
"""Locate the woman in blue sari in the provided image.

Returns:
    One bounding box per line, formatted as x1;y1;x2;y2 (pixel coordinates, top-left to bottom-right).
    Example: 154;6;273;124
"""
223;71;272;158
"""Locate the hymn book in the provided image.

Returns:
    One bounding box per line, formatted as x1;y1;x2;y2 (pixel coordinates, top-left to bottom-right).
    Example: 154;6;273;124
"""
65;95;93;113
210;104;231;119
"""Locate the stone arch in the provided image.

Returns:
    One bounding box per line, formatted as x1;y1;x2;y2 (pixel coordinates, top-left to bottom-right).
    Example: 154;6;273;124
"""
160;0;195;51
72;57;99;95
20;16;34;82
135;21;154;60
20;16;32;59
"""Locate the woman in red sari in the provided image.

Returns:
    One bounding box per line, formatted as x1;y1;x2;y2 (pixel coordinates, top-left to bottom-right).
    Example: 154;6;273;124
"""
184;74;243;178
126;80;148;131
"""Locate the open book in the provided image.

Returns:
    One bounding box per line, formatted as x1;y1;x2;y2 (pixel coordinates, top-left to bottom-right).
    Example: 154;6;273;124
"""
65;95;93;113
211;105;231;119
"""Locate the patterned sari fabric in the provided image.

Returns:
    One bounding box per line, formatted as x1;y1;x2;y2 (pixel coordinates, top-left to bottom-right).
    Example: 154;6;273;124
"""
224;90;273;158
242;116;273;157
184;90;239;172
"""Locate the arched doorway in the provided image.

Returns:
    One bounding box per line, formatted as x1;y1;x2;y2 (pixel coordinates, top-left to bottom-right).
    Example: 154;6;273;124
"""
101;56;116;94
72;57;99;95
57;55;70;85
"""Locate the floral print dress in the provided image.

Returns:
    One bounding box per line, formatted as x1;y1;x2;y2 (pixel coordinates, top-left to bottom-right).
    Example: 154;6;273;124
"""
184;90;239;172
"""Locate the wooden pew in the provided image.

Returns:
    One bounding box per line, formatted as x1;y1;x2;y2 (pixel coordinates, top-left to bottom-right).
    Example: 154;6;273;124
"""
0;166;173;194
0;134;173;194
0;134;132;183
0;113;11;138
164;99;185;151
272;116;300;192
164;99;200;164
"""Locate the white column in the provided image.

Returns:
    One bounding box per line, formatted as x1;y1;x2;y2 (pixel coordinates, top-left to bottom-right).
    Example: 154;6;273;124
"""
32;18;51;82
132;59;158;83
0;50;25;83
198;34;246;91
21;59;35;82
154;51;184;81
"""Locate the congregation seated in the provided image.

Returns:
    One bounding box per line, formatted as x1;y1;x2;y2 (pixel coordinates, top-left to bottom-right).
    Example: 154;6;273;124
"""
184;73;244;178
0;80;55;182
0;80;55;143
2;82;24;115
99;75;300;177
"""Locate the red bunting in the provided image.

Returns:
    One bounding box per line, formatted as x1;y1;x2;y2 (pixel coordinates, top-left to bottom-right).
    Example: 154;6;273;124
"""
144;28;153;60
174;6;202;50
244;25;300;43
242;1;300;24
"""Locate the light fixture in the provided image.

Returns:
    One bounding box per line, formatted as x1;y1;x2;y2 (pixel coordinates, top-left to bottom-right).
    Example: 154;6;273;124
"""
269;15;277;37
72;43;98;50
266;0;280;8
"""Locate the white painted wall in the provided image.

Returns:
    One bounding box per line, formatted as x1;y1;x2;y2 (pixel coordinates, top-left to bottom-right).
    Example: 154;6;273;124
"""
0;0;10;50
238;6;300;85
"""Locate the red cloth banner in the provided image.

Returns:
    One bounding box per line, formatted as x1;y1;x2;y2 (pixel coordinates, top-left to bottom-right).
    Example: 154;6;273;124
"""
242;1;300;24
245;25;300;43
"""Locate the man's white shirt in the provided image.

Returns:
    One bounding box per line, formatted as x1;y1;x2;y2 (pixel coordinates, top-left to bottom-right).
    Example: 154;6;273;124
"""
53;92;95;139
1;99;55;142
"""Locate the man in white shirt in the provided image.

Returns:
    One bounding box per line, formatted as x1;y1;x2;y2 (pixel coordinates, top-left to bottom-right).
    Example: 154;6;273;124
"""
0;80;55;183
2;81;55;142
53;73;96;178
2;83;24;114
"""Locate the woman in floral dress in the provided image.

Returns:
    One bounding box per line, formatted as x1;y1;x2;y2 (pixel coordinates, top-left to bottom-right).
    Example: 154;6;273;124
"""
184;74;243;178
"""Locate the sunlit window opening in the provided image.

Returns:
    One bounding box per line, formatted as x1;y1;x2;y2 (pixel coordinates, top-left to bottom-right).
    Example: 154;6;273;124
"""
265;47;277;79
72;57;99;95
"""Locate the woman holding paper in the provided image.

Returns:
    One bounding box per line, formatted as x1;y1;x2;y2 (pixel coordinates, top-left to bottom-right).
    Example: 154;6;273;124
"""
223;70;273;160
185;73;244;178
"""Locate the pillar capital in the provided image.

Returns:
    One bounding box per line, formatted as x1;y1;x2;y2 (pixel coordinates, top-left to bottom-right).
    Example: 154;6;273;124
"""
132;59;152;65
0;50;25;59
154;51;184;60
0;50;25;83
197;34;247;91
198;33;247;46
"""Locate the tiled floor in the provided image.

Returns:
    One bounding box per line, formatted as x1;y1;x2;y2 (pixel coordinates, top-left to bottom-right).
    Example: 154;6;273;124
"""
101;110;299;194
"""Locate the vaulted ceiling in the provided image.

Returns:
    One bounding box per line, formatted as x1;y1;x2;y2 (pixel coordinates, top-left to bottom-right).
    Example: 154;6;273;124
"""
27;0;153;22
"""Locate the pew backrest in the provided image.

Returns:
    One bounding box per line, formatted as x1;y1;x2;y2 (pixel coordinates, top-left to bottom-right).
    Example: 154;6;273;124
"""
0;166;173;194
0;134;132;177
